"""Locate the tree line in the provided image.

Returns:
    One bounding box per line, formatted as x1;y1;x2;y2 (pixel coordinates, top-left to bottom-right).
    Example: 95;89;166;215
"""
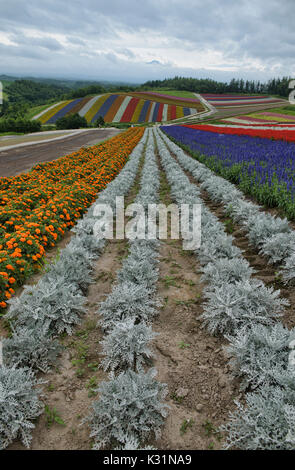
140;76;293;97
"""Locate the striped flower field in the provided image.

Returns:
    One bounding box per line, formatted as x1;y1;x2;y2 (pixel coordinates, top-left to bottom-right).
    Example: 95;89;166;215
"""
222;110;295;126
201;93;286;108
35;92;203;124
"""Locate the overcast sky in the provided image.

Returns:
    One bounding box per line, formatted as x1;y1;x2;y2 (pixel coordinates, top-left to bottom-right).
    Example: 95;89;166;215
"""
0;0;294;83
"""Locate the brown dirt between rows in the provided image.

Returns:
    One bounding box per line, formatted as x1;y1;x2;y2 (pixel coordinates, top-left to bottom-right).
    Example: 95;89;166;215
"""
0;128;122;177
151;162;239;450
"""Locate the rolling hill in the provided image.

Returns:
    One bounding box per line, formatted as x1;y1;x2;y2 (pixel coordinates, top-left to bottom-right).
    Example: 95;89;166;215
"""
33;92;205;124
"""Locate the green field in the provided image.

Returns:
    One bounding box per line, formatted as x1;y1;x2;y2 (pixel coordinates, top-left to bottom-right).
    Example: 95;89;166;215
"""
25;103;53;120
144;88;198;99
262;105;295;116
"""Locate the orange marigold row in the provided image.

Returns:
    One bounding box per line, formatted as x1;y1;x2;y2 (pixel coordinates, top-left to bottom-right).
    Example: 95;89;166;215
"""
0;127;144;308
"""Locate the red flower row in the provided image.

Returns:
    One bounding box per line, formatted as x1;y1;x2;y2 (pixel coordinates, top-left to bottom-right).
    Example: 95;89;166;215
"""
182;124;295;142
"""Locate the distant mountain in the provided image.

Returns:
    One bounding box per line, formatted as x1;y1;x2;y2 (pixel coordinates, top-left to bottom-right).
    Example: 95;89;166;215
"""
0;74;140;90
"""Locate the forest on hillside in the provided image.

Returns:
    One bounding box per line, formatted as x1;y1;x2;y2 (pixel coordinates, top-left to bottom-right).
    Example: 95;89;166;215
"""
140;76;292;97
0;75;292;123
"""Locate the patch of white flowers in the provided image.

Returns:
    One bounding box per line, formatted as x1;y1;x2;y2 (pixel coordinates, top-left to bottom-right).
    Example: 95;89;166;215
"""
0;131;148;450
156;128;295;450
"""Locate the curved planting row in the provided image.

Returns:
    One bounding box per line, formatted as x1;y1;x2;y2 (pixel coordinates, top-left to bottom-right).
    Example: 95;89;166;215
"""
37;94;199;125
0;130;148;450
223;112;295;126
0;128;144;309
86;129;168;450
183;123;295;143
156;128;295;450
160;129;295;284
201;94;284;108
161;125;295;219
132;91;203;108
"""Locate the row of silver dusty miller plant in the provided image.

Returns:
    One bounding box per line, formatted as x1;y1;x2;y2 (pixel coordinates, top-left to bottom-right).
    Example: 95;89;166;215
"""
160;129;295;284
156;128;295;450
86;128;168;451
0;130;148;450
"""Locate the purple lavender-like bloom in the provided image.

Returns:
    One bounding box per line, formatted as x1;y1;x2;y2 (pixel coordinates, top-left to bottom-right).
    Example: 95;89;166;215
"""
161;125;295;215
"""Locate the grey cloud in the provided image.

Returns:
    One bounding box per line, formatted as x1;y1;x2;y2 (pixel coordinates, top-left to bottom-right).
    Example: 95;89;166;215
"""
0;0;294;81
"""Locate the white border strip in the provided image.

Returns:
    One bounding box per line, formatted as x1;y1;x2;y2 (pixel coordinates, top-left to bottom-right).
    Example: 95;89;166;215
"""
112;96;132;122
79;95;103;117
32;101;66;120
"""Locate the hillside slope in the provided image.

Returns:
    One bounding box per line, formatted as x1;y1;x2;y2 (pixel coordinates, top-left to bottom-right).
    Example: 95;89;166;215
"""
34;92;205;124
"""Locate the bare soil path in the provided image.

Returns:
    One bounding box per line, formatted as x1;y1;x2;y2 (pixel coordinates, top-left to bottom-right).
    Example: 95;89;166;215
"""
151;158;239;451
0;128;122;177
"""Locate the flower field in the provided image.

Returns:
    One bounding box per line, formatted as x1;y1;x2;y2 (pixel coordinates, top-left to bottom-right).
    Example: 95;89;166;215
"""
0;127;144;309
183;123;295;142
161;124;295;218
201;93;286;108
35;93;202;124
1;124;295;451
222;110;295;126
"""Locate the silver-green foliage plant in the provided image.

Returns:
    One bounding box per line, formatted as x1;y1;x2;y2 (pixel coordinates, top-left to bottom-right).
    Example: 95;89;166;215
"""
7;278;87;336
225;199;260;224
259;232;295;264
201;258;254;287
221;384;295;450
100;319;157;372
247;213;291;247
87;368;168;450
99;280;160;330
281;253;295;285
99;131;161;331
117;254;159;290
0;365;44;449
43;244;95;293
225;322;295;390
197;234;242;265
201;278;287;336
2;325;63;373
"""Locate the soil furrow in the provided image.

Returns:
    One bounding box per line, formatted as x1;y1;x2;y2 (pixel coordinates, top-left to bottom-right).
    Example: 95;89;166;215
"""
152;149;239;451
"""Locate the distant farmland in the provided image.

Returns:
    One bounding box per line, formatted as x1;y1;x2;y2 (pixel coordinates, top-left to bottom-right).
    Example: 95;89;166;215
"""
34;92;205;124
